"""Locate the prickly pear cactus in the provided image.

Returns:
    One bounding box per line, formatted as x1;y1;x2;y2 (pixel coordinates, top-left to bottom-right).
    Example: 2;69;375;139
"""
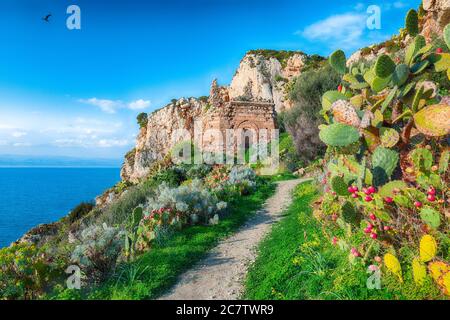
445;24;450;49
420;234;437;262
405;9;419;36
380;127;400;148
375;55;396;78
319;123;360;147
372;147;399;178
412;258;427;285
384;253;403;282
419;207;441;229
331;100;361;127
329;50;347;75
392;64;409;87
413;104;450;137
322;91;347;111
331;176;350;196
341;201;361;226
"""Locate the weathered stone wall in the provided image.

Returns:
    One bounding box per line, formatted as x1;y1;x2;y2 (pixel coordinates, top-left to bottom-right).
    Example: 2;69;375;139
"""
121;94;277;183
120;51;308;182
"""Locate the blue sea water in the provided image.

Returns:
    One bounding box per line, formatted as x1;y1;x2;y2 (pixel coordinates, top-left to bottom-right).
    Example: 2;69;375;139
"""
0;168;120;248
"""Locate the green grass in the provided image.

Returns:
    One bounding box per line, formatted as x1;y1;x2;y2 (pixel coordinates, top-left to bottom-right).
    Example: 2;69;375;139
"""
68;181;276;300
243;182;445;300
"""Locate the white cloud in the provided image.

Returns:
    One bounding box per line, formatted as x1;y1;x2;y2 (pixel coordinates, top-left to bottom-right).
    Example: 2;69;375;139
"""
78;98;123;114
299;13;366;50
54;137;130;148
79;98;151;113
11;131;27;138
13;142;31;147
97;139;130;148
128;99;151;110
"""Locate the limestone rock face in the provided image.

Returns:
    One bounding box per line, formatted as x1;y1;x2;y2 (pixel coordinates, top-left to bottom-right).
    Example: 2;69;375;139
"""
120;52;309;183
229;53;306;112
421;0;450;41
120;97;206;182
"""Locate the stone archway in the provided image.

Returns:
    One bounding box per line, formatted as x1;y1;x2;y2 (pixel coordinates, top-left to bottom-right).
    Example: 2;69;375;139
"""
235;120;259;163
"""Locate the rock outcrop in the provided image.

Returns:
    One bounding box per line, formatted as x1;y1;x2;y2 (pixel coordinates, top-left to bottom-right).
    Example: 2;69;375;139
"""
121;97;207;182
229;52;306;112
120;51;311;183
421;0;450;42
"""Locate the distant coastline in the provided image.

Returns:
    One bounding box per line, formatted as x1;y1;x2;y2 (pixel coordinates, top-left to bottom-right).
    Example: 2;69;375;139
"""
0;155;122;168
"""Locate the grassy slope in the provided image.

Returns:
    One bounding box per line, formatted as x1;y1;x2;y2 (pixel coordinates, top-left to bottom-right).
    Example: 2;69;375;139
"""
77;181;277;300
243;181;445;300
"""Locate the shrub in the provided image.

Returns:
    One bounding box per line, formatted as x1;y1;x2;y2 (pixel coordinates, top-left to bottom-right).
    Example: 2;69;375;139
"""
146;179;226;224
183;164;213;180
284;64;340;163
149;166;186;187
66;202;95;224
100;182;155;227
0;243;56;300
278;132;303;172
71;223;124;284
136;112;148;128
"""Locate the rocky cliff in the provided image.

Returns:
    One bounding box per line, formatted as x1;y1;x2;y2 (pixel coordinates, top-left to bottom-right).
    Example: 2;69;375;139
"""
229;51;307;112
121;50;314;183
421;0;450;40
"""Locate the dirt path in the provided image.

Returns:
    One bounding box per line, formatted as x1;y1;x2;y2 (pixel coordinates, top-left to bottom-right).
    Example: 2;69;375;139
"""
159;179;304;300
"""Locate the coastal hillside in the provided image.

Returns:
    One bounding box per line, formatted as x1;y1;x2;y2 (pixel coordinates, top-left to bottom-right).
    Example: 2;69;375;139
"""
1;0;449;301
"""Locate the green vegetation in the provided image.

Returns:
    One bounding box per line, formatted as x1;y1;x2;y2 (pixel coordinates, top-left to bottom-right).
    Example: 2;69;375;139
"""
244;182;444;300
53;180;275;300
314;10;450;298
247;49;325;69
283;64;340;164
136;112;148;128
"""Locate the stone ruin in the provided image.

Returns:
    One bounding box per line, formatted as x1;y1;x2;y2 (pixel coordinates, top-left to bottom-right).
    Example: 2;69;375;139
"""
120;79;277;182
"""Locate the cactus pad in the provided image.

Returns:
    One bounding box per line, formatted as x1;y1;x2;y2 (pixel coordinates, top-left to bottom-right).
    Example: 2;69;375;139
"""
375;55;396;78
420;207;441;229
329;50;347;74
380;127;400;148
331;100;361;127
392;64;409;87
377;180;408;198
331;176;350;196
322;90;347;111
444;23;450;50
319;123;360;147
341;201;361;226
405;9;419;36
420;234;437;262
413;104;450;137
384;253;403;282
372;146;399;178
412;258;427;285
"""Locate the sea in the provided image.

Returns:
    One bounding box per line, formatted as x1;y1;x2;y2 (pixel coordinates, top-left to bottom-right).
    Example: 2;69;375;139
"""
0;167;120;248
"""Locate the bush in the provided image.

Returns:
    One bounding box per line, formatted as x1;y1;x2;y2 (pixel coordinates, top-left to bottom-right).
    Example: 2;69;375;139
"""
136;113;148;128
149;166;186;187
279;132;303;172
284;64;340;163
0;243;56;299
66;202;95;224
146;179;226;224
100;182;155;227
71;224;124;284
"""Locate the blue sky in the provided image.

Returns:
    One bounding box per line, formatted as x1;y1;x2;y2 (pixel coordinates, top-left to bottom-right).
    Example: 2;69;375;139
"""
0;0;420;159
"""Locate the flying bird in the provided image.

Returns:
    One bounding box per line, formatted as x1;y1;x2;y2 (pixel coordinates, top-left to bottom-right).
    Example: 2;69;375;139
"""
42;14;52;22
